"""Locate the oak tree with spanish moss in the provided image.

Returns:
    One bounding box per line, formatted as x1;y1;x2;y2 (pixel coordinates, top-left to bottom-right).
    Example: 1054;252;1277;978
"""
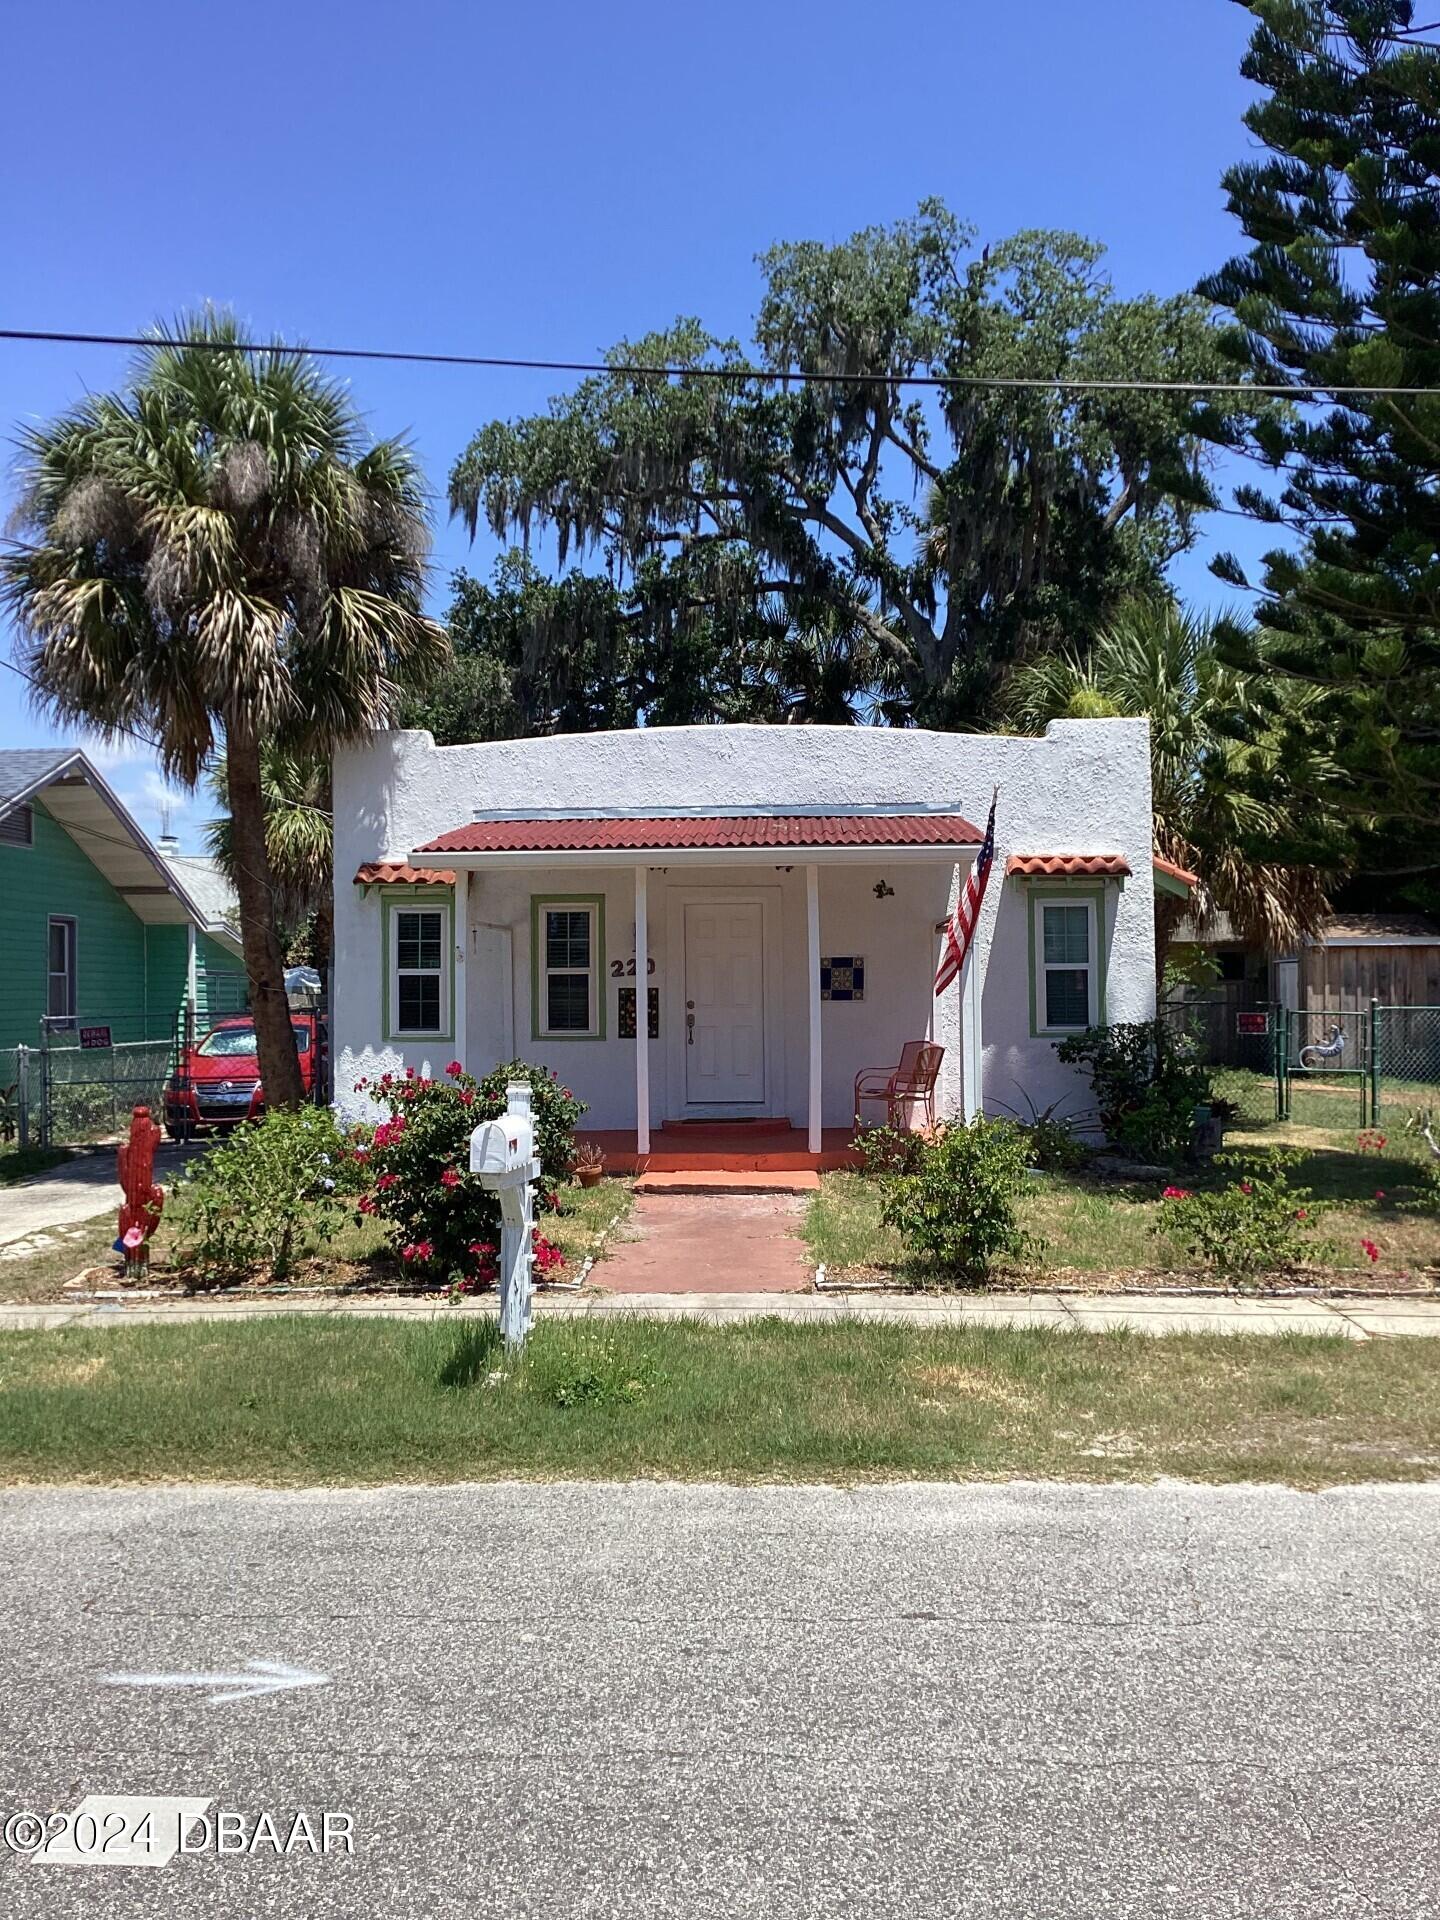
449;202;1249;727
3;312;448;1106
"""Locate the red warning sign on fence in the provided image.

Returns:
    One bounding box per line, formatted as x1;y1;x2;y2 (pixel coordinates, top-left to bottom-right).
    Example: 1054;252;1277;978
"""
1236;1012;1271;1036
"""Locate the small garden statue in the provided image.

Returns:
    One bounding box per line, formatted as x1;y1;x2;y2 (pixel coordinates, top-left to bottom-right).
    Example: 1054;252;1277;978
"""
116;1104;164;1277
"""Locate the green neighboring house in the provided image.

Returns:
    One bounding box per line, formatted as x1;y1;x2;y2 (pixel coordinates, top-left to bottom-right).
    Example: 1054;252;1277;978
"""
0;748;244;1060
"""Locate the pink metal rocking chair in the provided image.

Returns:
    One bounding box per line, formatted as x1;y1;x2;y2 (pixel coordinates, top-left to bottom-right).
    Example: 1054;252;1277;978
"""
853;1042;945;1131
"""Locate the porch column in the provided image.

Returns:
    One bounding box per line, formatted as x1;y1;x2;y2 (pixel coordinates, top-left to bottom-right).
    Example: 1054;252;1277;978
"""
963;929;983;1122
806;862;822;1155
452;873;469;1073
634;865;650;1157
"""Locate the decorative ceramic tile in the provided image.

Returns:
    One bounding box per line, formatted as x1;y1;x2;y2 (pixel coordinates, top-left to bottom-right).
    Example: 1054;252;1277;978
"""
820;956;865;1002
618;986;660;1038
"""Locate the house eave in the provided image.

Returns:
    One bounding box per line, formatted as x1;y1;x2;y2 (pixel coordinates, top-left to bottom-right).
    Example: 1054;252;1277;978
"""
412;844;983;872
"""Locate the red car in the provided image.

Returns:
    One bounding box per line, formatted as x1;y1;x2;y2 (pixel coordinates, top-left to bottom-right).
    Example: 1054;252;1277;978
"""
165;1013;322;1137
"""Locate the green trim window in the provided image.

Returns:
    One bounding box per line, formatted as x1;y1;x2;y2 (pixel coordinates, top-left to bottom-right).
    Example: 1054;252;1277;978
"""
1027;887;1106;1036
382;891;454;1041
531;896;605;1040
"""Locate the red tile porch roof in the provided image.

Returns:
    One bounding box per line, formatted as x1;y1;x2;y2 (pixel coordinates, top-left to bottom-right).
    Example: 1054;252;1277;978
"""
1151;854;1199;890
1005;853;1134;879
416;812;985;854
354;861;457;887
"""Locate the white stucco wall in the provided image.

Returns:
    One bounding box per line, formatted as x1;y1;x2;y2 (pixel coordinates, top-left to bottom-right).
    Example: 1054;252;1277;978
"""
332;720;1155;1131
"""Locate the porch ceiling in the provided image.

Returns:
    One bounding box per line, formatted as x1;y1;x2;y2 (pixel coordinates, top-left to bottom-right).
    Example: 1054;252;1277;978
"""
415;811;984;867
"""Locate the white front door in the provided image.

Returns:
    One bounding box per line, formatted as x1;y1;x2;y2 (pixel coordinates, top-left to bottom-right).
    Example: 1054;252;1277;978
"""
684;900;766;1107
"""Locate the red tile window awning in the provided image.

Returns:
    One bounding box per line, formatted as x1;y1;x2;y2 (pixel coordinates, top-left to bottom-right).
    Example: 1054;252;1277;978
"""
1006;853;1133;879
1152;854;1198;891
354;861;457;887
416;813;984;855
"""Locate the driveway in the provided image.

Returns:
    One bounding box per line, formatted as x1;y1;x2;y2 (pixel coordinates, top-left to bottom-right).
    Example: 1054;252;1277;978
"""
1;1479;1437;1915
0;1145;206;1253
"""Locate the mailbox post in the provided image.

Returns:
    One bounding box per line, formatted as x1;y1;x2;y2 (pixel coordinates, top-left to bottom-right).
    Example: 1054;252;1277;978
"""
468;1081;542;1351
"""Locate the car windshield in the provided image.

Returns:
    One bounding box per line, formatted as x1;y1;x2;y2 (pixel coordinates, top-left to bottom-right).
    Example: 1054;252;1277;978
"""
195;1023;311;1058
197;1026;259;1058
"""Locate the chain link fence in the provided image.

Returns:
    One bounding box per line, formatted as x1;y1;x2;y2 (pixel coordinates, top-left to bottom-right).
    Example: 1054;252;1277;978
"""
31;1014;178;1148
1371;1004;1440;1133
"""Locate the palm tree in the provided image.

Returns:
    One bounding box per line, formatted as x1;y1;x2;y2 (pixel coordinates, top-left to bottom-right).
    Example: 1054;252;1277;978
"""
206;746;334;972
3;312;448;1105
1003;599;1337;979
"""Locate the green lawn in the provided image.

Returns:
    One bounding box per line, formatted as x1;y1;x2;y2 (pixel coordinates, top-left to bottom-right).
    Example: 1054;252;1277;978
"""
1;1315;1437;1488
806;1134;1440;1286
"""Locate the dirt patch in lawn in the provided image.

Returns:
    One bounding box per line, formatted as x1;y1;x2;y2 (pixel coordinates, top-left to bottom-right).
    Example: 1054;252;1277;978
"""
904;1362;1036;1408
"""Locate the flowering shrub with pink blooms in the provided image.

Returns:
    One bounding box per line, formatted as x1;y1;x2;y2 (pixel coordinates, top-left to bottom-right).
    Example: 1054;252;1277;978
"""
351;1060;584;1287
1156;1150;1330;1281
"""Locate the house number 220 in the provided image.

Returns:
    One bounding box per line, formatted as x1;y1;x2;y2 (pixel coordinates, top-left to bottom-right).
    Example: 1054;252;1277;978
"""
609;958;656;977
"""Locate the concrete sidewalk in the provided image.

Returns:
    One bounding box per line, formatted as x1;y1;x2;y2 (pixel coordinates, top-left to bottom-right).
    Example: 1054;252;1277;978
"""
3;1288;1439;1337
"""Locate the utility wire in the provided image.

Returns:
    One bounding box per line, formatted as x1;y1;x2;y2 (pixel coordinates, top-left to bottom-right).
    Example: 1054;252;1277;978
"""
0;326;1436;399
0;654;163;754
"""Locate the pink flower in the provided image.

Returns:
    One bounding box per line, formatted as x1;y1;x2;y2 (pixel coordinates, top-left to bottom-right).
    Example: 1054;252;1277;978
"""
1295;1208;1308;1220
122;1226;145;1250
357;1194;377;1215
440;1168;461;1188
1162;1185;1192;1200
1360;1238;1380;1264
405;1067;416;1079
445;1061;464;1078
401;1240;434;1263
355;1077;368;1091
352;1145;369;1160
458;1090;475;1108
376;1173;397;1191
1375;1189;1386;1201
1240;1181;1253;1195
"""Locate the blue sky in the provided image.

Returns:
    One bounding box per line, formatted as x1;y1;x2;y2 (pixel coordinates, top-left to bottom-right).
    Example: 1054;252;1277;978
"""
1;0;1261;846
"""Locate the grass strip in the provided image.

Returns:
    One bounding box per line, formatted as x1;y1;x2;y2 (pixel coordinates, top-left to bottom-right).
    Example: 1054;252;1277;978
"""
2;1315;1438;1489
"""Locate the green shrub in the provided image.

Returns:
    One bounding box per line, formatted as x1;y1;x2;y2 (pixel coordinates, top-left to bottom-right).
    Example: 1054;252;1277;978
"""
356;1059;583;1288
1055;1019;1211;1163
993;1092;1091;1171
168;1105;361;1284
880;1119;1036;1285
1156;1151;1328;1281
852;1122;929;1177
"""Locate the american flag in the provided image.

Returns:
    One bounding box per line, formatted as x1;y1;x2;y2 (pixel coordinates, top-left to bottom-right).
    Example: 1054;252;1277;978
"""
934;788;997;996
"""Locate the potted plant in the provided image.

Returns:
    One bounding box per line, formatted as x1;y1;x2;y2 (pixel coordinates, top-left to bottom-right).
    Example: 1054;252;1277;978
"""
573;1141;607;1189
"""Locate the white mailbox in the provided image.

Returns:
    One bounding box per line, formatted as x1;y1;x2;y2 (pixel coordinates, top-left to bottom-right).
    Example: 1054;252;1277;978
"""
469;1081;542;1350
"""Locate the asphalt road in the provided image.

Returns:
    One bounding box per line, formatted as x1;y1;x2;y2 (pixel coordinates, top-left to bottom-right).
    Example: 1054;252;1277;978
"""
1;1478;1437;1917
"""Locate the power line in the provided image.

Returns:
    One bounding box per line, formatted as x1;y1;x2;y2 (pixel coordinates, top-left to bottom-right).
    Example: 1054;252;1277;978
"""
0;655;164;754
0;325;1436;399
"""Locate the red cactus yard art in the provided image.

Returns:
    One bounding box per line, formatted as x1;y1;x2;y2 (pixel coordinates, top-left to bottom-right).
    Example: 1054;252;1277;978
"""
116;1105;164;1276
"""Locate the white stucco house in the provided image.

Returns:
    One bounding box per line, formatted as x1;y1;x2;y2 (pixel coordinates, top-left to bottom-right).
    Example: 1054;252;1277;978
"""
332;719;1183;1167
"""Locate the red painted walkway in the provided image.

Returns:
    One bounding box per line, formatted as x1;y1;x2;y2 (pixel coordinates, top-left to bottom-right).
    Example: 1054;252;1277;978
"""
599;1193;812;1294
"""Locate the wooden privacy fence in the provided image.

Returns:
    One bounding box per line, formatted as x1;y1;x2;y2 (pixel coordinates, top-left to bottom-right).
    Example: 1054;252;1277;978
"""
1299;941;1440;1015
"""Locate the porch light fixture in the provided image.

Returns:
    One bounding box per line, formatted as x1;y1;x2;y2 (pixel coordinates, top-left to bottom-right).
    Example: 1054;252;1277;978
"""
873;879;895;899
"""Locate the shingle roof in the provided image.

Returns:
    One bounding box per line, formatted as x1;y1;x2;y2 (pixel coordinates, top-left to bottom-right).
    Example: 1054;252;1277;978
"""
354;861;457;887
0;748;78;813
416;813;984;855
1006;853;1134;879
1322;913;1440;943
163;854;240;932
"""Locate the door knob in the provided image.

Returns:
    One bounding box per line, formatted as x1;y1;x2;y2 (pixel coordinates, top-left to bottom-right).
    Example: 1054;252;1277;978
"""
686;1010;695;1046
